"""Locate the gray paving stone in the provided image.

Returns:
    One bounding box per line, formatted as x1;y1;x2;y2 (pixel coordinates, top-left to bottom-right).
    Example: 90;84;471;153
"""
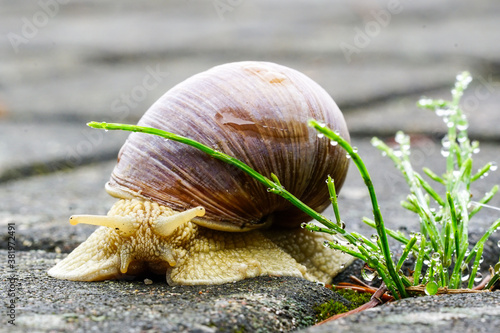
0;121;127;181
1;56;465;121
1;0;499;121
345;77;500;139
301;291;500;333
0;161;116;251
1;250;349;332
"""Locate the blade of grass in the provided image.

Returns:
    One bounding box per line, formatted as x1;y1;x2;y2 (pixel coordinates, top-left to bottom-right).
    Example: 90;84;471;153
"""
396;236;417;272
309;120;407;299
422;167;446;185
327;175;342;227
467;244;483;289
413;236;427;286
469;185;499;219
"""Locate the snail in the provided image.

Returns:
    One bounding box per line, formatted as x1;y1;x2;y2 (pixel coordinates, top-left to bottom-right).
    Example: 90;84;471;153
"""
48;61;353;285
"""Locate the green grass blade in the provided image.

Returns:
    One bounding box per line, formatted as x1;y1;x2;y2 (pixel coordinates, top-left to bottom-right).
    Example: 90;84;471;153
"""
396;236;417;272
326;175;342;227
310;120;407;298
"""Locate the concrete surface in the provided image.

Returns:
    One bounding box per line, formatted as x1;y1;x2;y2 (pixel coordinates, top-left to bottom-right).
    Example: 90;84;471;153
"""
1;0;500;332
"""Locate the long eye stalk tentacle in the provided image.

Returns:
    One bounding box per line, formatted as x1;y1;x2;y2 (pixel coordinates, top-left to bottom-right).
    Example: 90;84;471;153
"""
153;206;206;237
69;215;138;236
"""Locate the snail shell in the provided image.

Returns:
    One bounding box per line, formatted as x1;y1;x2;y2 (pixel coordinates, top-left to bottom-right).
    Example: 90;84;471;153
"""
48;61;353;285
107;61;349;230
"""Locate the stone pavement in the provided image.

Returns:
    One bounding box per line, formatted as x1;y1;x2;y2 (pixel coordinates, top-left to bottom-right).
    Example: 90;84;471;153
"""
1;0;500;332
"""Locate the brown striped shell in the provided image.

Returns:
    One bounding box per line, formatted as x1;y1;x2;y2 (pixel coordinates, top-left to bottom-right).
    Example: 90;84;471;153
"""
106;61;349;231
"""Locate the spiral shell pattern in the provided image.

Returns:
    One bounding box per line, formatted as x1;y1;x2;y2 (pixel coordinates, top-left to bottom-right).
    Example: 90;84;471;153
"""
107;61;350;230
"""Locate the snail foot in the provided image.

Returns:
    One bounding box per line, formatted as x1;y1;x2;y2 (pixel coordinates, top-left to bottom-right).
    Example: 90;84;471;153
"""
166;228;308;285
263;228;355;283
48;227;122;281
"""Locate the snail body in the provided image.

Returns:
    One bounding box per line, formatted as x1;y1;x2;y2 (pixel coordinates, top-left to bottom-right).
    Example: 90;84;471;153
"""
48;61;353;285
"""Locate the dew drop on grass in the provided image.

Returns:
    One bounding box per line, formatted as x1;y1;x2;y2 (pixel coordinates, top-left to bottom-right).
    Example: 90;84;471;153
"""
317;133;325;139
323;240;330;248
436;109;446;117
425;281;439;295
346;153;351;159
300;222;307;229
441;147;450;157
480;172;489;179
495;262;500;273
418;98;432;107
473;147;480;154
361;267;376;282
457;118;469;131
370;234;379;242
352;147;358;153
441;135;451;148
460;262;469;281
497;240;500;248
457;131;467;143
474;273;483;283
395;132;405;144
490;162;498;171
330;140;338;146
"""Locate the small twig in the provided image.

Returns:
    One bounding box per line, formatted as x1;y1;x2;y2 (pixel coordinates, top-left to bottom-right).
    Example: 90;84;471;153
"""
334;284;394;302
316;284;389;325
349;275;372;289
405;285;490;294
472;274;491;290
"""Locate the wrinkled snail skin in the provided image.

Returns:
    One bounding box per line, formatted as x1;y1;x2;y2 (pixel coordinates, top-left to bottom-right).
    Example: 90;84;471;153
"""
48;61;354;285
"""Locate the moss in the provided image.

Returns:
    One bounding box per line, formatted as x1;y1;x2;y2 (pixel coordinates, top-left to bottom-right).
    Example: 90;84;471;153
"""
338;288;372;306
314;289;371;322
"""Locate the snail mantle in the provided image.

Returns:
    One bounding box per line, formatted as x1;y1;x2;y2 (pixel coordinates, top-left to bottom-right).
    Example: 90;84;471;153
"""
48;61;354;285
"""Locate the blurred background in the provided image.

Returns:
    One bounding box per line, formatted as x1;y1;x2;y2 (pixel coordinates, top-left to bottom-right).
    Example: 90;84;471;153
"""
1;0;500;246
